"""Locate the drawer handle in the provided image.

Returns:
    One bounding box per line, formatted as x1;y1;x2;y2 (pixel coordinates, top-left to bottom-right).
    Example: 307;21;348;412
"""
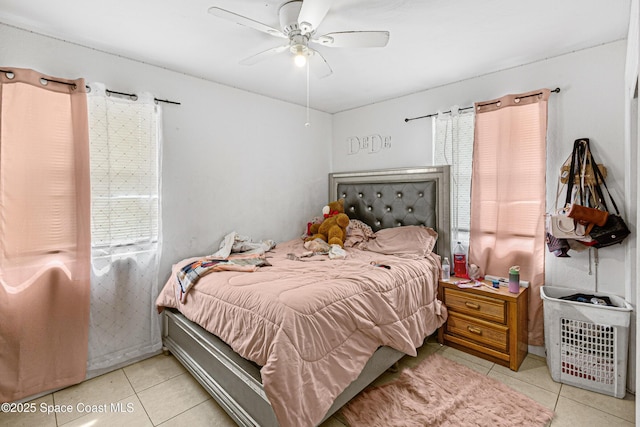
467;326;482;335
464;301;480;310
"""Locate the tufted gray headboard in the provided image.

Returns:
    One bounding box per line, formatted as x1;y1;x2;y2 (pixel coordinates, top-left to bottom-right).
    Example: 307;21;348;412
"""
329;166;451;259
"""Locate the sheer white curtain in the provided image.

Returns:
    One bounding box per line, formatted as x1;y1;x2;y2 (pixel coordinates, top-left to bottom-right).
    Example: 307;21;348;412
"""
433;106;475;247
86;83;162;376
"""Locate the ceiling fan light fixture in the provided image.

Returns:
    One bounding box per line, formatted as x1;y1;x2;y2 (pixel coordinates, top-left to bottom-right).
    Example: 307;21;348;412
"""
294;53;307;67
292;44;308;67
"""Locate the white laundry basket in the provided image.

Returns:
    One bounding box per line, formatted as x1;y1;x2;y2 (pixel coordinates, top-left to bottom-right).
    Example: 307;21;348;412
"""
540;286;632;398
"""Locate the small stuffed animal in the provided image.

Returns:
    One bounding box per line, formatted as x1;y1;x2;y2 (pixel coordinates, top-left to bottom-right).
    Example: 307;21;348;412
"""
306;199;350;247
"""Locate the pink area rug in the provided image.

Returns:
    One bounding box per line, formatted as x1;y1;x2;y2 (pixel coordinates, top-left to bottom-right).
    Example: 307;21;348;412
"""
342;353;554;427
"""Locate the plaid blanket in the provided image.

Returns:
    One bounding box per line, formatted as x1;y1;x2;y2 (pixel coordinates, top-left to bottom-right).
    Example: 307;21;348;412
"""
176;253;270;302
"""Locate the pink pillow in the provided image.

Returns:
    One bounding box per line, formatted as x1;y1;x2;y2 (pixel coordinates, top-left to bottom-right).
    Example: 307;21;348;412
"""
363;226;438;258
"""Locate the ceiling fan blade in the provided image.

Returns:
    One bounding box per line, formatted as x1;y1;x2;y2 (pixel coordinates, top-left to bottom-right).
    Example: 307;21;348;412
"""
298;0;333;33
239;45;289;66
314;31;390;48
308;48;333;79
208;7;285;38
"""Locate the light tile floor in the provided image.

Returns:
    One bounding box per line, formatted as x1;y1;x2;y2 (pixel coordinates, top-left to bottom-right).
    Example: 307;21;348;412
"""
0;337;635;427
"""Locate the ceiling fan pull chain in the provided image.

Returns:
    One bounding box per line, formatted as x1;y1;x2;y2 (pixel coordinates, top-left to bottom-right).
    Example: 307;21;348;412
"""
305;59;311;127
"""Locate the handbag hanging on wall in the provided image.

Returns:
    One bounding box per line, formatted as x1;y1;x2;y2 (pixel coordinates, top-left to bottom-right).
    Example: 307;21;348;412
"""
585;141;630;247
566;203;608;233
560;156;606;185
545;155;580;257
561;139;606;243
545;141;593;251
590;215;630;247
566;138;630;248
546;209;591;241
545;232;570;257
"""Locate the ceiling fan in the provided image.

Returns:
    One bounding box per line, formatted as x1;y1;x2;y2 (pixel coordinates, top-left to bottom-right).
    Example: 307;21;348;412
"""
208;0;390;78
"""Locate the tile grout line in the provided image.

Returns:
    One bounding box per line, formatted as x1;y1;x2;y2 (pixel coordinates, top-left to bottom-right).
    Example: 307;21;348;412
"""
121;367;155;426
554;390;635;425
55;368;140;427
557;383;635;423
135;371;208;426
490;367;562;396
154;398;213;427
36;349;631;427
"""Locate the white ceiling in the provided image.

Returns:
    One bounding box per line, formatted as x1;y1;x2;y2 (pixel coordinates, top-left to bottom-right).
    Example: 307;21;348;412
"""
0;0;631;113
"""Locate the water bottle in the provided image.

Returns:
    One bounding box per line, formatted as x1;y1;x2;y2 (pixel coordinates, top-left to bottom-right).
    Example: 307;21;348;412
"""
509;266;520;293
453;242;467;278
442;257;450;281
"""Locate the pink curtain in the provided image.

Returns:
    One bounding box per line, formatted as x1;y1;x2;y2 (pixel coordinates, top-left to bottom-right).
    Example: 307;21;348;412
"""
0;68;90;401
469;89;550;346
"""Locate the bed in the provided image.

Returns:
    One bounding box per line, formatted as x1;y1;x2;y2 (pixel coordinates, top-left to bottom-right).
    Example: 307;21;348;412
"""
156;166;451;427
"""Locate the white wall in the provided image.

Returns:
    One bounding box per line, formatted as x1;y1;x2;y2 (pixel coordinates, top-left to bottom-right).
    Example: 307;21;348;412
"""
625;0;639;413
333;39;635;389
0;23;333;283
333;41;628;298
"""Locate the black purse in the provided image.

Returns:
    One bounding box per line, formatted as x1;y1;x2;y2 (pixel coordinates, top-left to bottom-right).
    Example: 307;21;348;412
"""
589;213;630;248
579;139;630;248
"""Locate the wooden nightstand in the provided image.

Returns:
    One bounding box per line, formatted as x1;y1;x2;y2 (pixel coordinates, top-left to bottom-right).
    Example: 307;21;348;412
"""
438;278;529;371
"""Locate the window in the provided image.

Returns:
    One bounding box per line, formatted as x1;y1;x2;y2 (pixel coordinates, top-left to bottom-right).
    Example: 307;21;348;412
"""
469;89;549;346
85;84;163;375
433;109;475;246
88;92;159;248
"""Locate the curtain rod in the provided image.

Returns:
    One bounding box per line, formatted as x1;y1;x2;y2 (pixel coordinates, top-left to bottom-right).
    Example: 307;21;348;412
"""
102;88;181;106
0;69;180;105
404;106;475;122
1;69;79;88
404;87;560;123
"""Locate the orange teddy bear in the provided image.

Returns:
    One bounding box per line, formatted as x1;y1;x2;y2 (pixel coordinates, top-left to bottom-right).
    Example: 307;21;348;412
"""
306;199;350;247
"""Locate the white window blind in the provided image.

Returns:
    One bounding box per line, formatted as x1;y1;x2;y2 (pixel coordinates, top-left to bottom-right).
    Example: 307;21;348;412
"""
88;92;159;248
433;109;475;243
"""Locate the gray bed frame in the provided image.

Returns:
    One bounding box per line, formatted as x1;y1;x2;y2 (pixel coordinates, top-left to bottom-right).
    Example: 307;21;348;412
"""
162;166;450;426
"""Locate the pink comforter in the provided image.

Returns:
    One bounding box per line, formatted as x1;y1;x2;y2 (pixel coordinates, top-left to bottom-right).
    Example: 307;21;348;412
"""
156;238;447;427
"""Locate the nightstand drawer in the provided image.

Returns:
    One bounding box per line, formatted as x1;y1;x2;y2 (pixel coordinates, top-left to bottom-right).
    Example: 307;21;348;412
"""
446;312;508;353
444;287;506;324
